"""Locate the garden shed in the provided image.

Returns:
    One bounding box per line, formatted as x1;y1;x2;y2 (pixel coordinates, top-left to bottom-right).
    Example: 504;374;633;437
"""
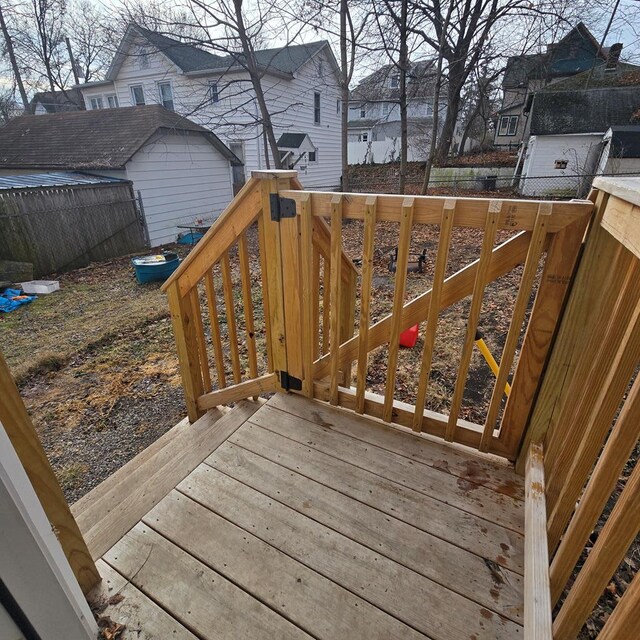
0;106;241;247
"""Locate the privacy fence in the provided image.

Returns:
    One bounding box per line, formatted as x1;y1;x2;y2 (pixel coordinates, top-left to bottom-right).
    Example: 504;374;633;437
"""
0;180;148;277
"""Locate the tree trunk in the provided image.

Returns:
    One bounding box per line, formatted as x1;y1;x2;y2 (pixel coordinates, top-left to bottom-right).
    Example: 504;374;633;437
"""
434;82;461;164
0;6;29;112
233;0;282;169
398;0;408;194
340;0;349;190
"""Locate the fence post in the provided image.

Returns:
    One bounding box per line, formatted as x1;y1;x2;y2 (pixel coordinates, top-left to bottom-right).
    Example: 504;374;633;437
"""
136;189;151;248
0;351;100;594
166;280;205;422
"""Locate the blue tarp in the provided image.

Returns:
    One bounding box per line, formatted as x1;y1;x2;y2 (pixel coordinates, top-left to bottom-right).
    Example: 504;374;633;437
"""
0;288;37;313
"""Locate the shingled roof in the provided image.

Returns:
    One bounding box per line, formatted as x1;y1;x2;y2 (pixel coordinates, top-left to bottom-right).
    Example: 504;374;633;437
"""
530;87;640;135
29;88;84;114
106;25;330;79
350;60;440;102
0;105;240;170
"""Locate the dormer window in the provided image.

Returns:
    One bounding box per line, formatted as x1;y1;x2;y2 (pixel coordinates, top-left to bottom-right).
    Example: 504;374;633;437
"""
390;74;400;89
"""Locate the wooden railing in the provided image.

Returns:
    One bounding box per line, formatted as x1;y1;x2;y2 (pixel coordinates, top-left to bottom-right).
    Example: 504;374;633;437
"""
165;169;593;462
519;178;640;640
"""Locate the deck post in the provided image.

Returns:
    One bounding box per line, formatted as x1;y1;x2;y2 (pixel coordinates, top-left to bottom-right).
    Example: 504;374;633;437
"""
0;351;100;594
167;280;205;422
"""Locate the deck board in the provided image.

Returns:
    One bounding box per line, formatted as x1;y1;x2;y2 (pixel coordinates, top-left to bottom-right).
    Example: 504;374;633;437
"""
206;441;524;622
90;392;525;639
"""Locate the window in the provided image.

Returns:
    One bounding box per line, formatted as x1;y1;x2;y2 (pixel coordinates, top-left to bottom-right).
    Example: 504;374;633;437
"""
336;99;341;115
89;96;103;110
158;82;174;110
208;81;219;103
130;85;145;106
314;92;321;124
137;46;150;69
358;132;368;142
360;104;366;118
390;74;400;89
308;150;317;163
382;102;389;116
498;115;518;137
106;94;118;108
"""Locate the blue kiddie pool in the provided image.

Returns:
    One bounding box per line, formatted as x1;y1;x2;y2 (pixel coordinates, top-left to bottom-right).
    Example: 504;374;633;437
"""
131;252;181;284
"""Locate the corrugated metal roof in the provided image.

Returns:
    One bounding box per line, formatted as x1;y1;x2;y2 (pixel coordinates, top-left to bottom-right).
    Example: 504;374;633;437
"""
0;172;127;191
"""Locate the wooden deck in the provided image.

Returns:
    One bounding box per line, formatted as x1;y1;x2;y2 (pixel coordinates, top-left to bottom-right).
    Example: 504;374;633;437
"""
87;393;525;640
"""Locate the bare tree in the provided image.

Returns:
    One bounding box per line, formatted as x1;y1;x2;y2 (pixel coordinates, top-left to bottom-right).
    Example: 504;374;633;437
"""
0;4;29;109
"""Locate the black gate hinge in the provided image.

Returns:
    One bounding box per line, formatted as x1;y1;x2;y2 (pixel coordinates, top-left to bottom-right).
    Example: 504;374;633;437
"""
278;370;302;391
270;194;297;222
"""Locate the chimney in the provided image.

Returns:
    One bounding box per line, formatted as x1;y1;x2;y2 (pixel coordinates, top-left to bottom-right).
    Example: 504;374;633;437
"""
605;43;623;72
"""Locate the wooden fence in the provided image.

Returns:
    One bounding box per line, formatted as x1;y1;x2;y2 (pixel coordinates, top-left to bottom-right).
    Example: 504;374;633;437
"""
0;181;147;277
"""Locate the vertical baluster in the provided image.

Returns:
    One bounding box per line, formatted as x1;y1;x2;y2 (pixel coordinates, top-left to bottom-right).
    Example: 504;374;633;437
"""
412;199;455;431
479;203;550;451
552;459;640;640
204;269;226;388
322;255;331;355
190;286;212;393
238;232;258;383
329;195;343;405
221;249;242;384
355;196;377;414
312;245;321;360
257;214;274;372
445;201;501;442
383;197;414;423
300;193;315;397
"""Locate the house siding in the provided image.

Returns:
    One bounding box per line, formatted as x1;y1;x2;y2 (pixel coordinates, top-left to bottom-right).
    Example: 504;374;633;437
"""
123;131;234;246
80;37;342;189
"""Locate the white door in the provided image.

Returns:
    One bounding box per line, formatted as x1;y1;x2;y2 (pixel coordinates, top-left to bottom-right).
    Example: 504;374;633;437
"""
0;423;97;640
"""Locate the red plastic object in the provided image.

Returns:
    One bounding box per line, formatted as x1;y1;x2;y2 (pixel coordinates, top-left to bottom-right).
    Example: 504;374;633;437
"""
399;324;419;348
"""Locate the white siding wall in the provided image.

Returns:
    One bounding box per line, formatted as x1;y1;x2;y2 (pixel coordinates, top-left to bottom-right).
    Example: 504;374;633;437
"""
80;39;342;189
123;131;234;247
521;133;604;196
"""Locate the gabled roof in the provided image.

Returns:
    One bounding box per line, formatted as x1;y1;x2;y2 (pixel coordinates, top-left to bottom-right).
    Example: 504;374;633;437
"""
106;24;331;80
502;22;607;88
0;105;240;170
350;60;440;102
29;88;84;113
530;87;640;135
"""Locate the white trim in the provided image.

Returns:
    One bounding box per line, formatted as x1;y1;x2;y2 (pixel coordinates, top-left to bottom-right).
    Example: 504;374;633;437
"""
0;423;96;639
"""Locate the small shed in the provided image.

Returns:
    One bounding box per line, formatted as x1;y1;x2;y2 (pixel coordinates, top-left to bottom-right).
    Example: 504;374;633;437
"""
0;172;146;277
0;106;242;247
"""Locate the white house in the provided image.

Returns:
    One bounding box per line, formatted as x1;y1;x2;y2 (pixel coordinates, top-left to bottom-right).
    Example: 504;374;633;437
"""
347;61;447;164
78;25;342;189
0;106;240;246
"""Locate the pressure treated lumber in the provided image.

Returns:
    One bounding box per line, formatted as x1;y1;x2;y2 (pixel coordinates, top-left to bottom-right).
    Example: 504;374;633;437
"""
300;193;315;397
524;443;552;640
146;490;425;640
552;459;640;640
230;420;525;573
329;195;343;405
179;463;523;640
597;570;640;640
281;189;591;232
204;270;226;387
413;199;455;431
197;374;276;410
73;401;261;559
207;441;524;622
220;251;242;384
314;230;534;382
237;232;259;382
104;523;310;640
0;351;99;594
